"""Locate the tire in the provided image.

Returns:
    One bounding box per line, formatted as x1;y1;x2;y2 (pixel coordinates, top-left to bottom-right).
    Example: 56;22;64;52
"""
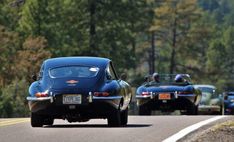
108;109;121;127
139;105;151;115
180;110;187;115
219;106;223;115
120;107;128;126
187;104;198;115
43;117;54;126
31;112;44;127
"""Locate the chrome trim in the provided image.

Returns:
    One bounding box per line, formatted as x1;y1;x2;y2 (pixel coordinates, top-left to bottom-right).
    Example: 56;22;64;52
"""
150;92;154;99
136;93;196;99
178;94;196;97
27;96;53;103
88;92;93;103
93;96;122;100
136;95;151;99
175;91;178;99
198;105;220;109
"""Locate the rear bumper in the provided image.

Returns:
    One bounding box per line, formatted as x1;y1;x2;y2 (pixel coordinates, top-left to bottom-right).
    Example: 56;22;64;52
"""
135;92;198;111
27;96;53;102
27;95;122;116
136;93;196;99
198;105;221;113
26;96;122;102
136;93;196;105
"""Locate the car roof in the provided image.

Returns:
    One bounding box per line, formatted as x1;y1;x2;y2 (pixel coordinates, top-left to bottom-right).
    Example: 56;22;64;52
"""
193;84;216;89
43;57;110;69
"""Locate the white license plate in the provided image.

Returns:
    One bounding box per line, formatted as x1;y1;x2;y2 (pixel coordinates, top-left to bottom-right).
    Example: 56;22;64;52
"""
63;95;82;104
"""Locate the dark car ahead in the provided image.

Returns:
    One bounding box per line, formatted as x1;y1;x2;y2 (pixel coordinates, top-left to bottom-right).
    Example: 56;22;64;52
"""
224;92;234;115
136;74;201;115
27;57;132;127
194;85;223;115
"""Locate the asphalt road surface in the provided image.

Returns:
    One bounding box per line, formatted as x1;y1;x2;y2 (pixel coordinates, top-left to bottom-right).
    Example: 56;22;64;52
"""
0;116;228;142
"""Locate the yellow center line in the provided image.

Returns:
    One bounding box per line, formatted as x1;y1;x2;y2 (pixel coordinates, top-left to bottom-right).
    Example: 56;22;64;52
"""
0;118;29;123
0;118;30;127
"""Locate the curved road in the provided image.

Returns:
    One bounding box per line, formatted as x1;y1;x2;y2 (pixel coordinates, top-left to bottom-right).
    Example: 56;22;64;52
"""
0;116;228;142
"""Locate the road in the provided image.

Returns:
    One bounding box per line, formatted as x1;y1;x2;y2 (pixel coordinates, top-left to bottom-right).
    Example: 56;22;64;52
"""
0;116;228;142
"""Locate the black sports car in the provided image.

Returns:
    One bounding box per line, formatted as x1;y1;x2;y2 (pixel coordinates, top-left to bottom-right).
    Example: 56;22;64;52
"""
27;57;132;127
136;74;201;115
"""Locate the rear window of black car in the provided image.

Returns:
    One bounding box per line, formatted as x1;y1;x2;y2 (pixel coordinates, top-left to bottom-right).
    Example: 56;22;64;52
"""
49;66;99;78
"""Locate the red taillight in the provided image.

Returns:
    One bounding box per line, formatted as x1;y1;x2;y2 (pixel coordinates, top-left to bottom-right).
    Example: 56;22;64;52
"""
35;92;49;97
141;92;150;96
94;92;110;97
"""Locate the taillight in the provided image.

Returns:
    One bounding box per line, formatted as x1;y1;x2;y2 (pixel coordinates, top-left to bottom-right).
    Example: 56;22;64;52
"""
94;92;110;97
35;92;49;97
141;92;150;96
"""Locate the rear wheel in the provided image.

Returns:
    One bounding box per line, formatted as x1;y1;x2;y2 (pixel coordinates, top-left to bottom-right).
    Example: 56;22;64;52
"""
43;117;54;126
139;105;151;115
31;112;43;127
187;104;198;115
219;106;224;115
108;109;121;127
120;107;128;126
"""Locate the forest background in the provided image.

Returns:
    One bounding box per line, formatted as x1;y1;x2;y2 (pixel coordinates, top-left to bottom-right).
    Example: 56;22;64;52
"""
0;0;234;117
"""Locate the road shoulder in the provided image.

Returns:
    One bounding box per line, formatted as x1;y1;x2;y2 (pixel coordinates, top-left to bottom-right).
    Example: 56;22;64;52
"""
178;116;234;142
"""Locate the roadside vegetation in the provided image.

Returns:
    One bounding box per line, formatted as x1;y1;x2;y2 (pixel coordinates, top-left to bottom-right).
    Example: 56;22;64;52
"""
180;119;234;142
0;0;234;117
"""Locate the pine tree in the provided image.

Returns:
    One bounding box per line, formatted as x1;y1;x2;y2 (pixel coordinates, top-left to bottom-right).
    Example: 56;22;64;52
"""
150;0;202;74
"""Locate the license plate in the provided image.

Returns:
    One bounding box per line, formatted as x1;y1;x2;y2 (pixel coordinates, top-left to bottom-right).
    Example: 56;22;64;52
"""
159;93;171;100
63;94;82;104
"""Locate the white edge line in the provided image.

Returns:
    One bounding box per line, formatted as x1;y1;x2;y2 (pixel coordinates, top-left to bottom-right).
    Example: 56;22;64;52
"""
162;116;226;142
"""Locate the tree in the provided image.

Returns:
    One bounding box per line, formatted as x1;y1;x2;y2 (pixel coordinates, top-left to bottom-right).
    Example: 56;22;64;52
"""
0;0;24;31
19;0;90;57
0;25;20;87
16;36;51;82
88;0;152;72
198;0;219;12
19;0;152;73
150;0;202;74
0;79;29;117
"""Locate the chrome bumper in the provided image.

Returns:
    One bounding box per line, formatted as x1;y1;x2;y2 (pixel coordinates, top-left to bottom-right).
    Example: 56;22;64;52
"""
27;96;54;103
87;92;122;103
92;96;122;100
136;92;196;99
135;92;154;99
27;93;122;104
27;96;53;102
198;105;220;111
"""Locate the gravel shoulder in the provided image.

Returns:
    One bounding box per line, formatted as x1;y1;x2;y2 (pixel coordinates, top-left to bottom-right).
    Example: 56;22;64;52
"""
179;116;234;142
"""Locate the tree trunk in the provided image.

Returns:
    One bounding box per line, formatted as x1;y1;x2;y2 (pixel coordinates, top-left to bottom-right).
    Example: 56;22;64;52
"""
150;32;155;74
170;18;177;74
170;48;176;74
131;37;136;68
37;1;41;35
89;0;96;56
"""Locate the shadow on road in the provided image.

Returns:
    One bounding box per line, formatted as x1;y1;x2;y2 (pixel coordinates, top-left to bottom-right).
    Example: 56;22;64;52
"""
44;124;152;128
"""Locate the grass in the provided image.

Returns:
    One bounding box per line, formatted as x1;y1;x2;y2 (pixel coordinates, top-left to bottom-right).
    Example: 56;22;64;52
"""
210;119;234;132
